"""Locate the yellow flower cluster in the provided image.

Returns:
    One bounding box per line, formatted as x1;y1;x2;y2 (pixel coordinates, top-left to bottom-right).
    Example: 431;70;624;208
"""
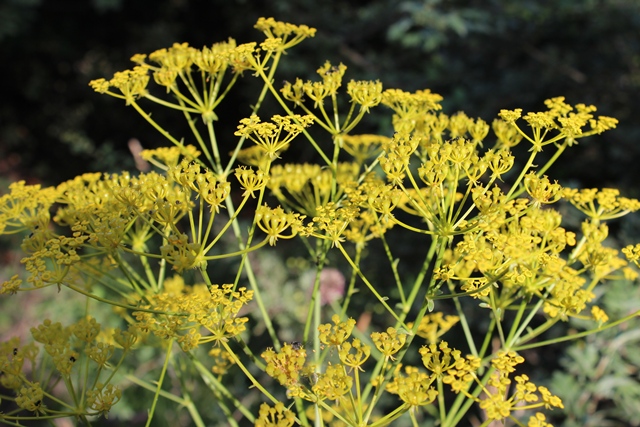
255;402;296;427
0;318;136;420
89;18;316;128
499;96;618;150
267;162;359;216
132;277;253;351
562;187;640;220
4;16;640;427
281;62;383;135
235;114;314;161
476;352;563;421
410;312;460;345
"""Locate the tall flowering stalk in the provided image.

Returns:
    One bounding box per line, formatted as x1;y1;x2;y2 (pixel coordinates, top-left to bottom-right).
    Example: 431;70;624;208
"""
1;17;640;427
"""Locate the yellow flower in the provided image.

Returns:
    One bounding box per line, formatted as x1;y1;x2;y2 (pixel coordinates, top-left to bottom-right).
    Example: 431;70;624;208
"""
318;314;356;346
340;134;387;164
622;243;640;268
312;363;352;400
254;17;316;50
411;312;460;345
86;382;122;417
382;88;443;119
141;145;201;170
371;327;406;359
528;412;553;427
109;66;150;105
261;342;308;388
0;274;22;295
338;338;371;370
235;166;268;198
498;108;522;124
387;366;438;407
255;402;296;427
420;341;462;377
235;114;314;160
524;173;562;205
347;80;383;113
15;382;45;414
255;204;305;246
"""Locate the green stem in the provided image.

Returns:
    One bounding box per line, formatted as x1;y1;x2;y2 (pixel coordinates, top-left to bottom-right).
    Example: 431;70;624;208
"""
221;340;279;404
145;338;174;427
513;309;640;351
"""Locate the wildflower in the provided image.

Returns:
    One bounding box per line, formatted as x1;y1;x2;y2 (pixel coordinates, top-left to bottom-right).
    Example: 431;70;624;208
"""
340;134;387;164
460;277;491;299
562;187;640;220
280;78;305;106
262;342;308;388
447;112;472;138
255;204;305;246
589;116;618;134
311;203;358;247
498;109;522;124
410;312;460;345
149;42;194;71
544;96;573;116
319;314;356;347
86;342;115;367
255;402;296;427
338;338;371;370
31;319;72;347
312;364;353;400
72;316;101;343
209;347;235;376
315;61;347;96
235;114;314;160
622;243;640;268
538;385;564;409
528;412;553;427
371;327;406;360
15;382;45;414
108;66;150;105
86;382;122;417
492;118;523;147
524;173;562;206
141;144;201;170
420;341;462;377
347;80;383;113
270;164;354;221
491;351;524;373
131;283;252;347
160;232;205;272
442;354;481;393
484;148;515;179
468;117;490;144
1;274;22;295
112;325;139;351
388;366;438;407
591;306;609;324
543;267;593;320
523;112;557;130
254;17;316;51
192;38;238;75
235;166;269;198
382;88;443;120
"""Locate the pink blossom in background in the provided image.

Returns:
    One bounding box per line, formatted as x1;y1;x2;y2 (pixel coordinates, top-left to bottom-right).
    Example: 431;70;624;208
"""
307;268;346;305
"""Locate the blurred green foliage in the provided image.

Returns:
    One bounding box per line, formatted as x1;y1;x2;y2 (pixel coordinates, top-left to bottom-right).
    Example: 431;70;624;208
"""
550;279;640;427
